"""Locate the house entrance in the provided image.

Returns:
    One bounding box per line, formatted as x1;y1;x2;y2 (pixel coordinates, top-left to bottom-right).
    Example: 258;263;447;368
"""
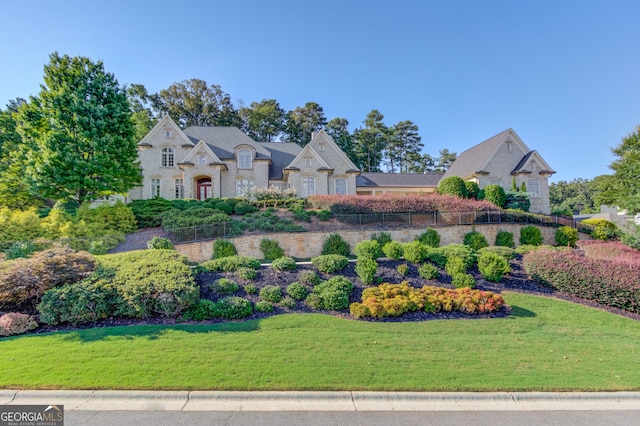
196;178;212;200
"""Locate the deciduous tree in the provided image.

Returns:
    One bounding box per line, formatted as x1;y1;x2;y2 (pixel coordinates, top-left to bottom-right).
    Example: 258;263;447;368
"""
239;99;285;142
283;102;327;146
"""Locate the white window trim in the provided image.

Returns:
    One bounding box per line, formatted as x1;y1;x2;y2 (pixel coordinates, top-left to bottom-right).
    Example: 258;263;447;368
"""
238;149;253;169
528;178;540;198
164;130;172;138
161;147;175;167
236;179;255;197
151;178;161;198
198;154;207;165
302;176;315;197
175;178;184;199
335;178;347;195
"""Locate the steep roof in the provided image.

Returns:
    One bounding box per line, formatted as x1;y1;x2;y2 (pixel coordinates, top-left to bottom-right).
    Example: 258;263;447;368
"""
260;142;302;179
356;172;445;188
443;129;515;179
182;126;272;160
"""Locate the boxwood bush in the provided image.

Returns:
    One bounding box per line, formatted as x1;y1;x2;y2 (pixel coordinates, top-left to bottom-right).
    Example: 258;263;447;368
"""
418;262;440;280
495;230;515;248
286;282;309;301
270;256;297;271
402;241;429;263
355;258;377;284
260;285;283;303
201;255;261;272
354;240;382;260
321;233;350;256
382;241;404;260
305;276;354;311
477;251;511;282
415;228;440;248
216;296;253;319
212;239;237;259
520;225;543;246
463;231;489;251
311;254;349;273
259;238;284;261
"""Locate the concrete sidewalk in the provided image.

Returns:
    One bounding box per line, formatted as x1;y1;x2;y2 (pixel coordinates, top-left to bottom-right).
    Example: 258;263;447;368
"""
2;390;640;411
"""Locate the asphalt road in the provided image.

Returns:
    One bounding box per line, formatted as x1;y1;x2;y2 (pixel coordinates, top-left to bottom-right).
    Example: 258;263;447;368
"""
66;410;640;426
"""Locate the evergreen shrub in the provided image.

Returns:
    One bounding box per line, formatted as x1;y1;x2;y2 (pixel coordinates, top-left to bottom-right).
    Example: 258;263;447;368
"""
311;254;349;273
259;238;284;261
271;256;297;271
355;258;378;284
415;228;440;247
212;239;237;259
520;226;543;246
260;285;283;303
555;226;579;247
495;230;515;248
382;241;404;260
321;233;350;256
477;252;511;282
463;231;489;250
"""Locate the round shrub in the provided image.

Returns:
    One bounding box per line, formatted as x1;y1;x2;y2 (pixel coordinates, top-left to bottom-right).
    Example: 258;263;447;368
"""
147;236;174;250
201;255;261;272
478;246;515;260
298;270;321;286
415;228;440;248
260;285;283;303
443;244;476;268
445;256;467;276
355;258;378;284
181;299;220;321
236;267;258;281
280;297;297;309
321;233;350;256
354;240;382;260
210;278;239;295
418;263;440;280
426;247;447;267
306;276;354;311
254;300;274;313
396;263;409;276
463;231;489;251
505;191;530;211
495;230;515;248
483;184;506;208
403;241;429;264
477;252;511;282
216;296;253;319
244;283;258;295
382;241;404;260
520;225;543;246
286;282;310;301
214;201;233;214
555;226;579;247
465;181;480;199
311;254;349;273
259;238;285;261
371;231;392;247
271;256;297;271
582;218;619;241
212;239;237;259
452;273;476;289
437;176;468;198
234;201;258;215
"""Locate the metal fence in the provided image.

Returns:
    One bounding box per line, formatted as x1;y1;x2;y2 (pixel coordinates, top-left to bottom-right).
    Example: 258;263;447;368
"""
165;210;592;244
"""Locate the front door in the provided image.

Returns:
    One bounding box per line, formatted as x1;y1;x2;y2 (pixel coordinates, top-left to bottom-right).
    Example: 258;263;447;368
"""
196;178;212;200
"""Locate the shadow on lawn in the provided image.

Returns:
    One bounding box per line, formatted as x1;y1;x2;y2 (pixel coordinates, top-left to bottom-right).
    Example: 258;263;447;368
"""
508;305;536;318
59;320;261;343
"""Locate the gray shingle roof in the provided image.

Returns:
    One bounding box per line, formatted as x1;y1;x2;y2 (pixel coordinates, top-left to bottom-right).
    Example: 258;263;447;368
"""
511;151;535;174
356;172;445;188
260;142;302;180
182;126;272;160
443;128;512;179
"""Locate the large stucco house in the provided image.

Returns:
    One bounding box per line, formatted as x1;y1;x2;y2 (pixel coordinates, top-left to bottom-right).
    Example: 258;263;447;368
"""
130;117;555;214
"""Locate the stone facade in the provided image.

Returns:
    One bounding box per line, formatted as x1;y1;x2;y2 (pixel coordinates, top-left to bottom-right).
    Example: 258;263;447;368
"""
174;224;582;263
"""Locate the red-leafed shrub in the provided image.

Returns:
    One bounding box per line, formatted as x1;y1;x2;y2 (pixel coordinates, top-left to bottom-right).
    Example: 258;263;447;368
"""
0;312;38;336
307;194;496;214
577;240;640;266
523;247;640;313
349;282;505;318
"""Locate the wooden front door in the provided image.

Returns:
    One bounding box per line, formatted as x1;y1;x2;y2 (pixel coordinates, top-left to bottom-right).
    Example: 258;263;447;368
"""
196;178;212;200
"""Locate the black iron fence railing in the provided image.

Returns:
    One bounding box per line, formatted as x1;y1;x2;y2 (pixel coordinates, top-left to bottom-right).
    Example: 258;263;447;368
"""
164;210;592;244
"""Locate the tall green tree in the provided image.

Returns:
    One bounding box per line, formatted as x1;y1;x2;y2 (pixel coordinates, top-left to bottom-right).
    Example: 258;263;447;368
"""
239;99;285;142
608;126;640;213
325;117;357;164
15;53;142;204
385;120;423;173
405;152;436;173
283;102;327;146
151;78;240;128
126;83;157;141
353;110;387;172
0;99;41;208
435;148;457;171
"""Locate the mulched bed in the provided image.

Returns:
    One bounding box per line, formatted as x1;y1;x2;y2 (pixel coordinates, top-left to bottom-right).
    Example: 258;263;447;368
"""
26;256;640;335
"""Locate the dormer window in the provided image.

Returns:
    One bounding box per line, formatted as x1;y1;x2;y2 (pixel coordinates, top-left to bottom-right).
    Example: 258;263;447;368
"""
161;147;175;167
305;158;312;167
198;154;207;165
238;149;252;169
164;130;172;138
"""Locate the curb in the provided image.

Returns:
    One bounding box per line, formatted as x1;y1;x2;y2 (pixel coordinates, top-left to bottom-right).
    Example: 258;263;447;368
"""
2;390;640;411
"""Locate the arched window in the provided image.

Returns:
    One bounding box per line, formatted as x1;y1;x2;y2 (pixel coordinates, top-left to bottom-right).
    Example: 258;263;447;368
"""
161;147;175;167
335;178;347;195
238;149;252;169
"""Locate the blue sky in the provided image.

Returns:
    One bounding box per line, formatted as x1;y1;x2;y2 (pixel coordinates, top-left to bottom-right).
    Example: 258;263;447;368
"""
2;0;639;183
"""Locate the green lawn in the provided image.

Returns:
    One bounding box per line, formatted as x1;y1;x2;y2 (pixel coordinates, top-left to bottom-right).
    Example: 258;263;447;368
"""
1;292;640;391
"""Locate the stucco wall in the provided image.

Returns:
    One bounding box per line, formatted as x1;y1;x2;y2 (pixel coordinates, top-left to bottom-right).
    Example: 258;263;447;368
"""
175;224;586;263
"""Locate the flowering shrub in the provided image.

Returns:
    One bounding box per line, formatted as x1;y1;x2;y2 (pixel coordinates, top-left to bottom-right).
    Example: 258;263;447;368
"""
0;312;38;336
349;282;505;318
307;194;497;214
523;247;640;313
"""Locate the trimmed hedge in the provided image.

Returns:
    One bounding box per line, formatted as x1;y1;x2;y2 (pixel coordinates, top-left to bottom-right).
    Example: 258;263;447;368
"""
311;254;349;273
305;276;354;311
523;247;640;313
201;256;261;272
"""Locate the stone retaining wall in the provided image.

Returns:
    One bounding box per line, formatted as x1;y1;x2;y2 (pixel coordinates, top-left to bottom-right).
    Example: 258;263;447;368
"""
175;224;588;263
